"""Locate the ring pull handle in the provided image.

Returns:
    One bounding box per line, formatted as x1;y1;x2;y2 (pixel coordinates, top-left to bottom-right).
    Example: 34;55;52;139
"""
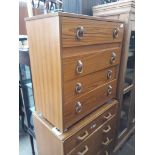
76;26;84;40
76;60;83;74
103;125;111;133
113;28;119;38
77;130;89;141
77;145;89;155
107;85;112;95
102;137;111;146
105;151;109;155
75;101;82;113
107;70;112;79
75;83;82;93
104;112;112;120
110;52;116;64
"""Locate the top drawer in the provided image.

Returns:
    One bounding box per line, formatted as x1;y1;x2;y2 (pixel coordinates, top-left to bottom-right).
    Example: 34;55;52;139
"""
61;17;124;47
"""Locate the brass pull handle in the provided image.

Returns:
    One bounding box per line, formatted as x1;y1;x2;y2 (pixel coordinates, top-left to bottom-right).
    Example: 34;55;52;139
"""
104;112;112;119
110;52;116;64
76;60;83;74
75;101;82;113
107;85;112;95
77;130;89;141
103;125;111;133
113;28;119;38
75;83;82;93
76;26;84;40
107;70;112;79
77;145;89;155
102;137;111;146
105;151;109;155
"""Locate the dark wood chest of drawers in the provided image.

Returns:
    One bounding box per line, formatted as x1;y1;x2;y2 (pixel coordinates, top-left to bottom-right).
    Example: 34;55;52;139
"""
33;100;118;155
26;12;124;132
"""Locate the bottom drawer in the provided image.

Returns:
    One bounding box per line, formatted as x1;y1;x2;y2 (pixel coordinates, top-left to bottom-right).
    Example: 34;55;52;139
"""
68;115;116;155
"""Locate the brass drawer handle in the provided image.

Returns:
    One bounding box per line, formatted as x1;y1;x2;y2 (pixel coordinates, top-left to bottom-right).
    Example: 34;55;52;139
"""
75;83;82;93
105;151;109;155
75;101;82;113
76;60;83;74
77;145;89;155
110;52;116;64
113;28;119;38
107;70;112;79
76;26;84;40
77;130;89;141
102;137;111;146
104;112;112;119
107;85;112;95
103;125;111;133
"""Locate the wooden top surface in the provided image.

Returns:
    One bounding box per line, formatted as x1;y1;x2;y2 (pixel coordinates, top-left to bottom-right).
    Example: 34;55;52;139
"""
33;99;118;141
25;11;124;23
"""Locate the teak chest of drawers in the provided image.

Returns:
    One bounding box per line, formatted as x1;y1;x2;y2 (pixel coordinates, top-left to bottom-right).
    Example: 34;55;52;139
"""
26;12;124;132
33;100;118;155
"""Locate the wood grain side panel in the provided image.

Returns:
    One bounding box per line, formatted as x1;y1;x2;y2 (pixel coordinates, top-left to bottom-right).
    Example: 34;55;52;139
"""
26;16;63;131
63;47;121;81
33;113;63;155
64;79;117;129
63;66;119;103
61;17;124;47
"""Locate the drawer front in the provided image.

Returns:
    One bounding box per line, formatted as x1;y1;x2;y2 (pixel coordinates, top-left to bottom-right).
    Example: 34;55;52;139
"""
63;48;121;81
64;66;119;103
67;116;116;155
64;102;117;154
63;79;117;129
61;17;124;47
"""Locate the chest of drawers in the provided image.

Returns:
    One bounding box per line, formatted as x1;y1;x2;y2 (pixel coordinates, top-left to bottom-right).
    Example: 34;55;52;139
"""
26;12;124;132
33;100;118;155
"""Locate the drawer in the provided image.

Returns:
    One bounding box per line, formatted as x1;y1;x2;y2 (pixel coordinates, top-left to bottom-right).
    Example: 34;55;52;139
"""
64;102;117;154
67;116;116;155
64;66;119;103
63;48;121;81
61;17;124;47
63;79;117;129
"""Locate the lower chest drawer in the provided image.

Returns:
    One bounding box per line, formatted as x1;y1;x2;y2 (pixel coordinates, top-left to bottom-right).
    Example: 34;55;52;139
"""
67;115;116;155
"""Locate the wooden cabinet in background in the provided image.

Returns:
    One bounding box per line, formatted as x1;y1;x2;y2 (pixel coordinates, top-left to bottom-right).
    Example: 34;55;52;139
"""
26;12;124;132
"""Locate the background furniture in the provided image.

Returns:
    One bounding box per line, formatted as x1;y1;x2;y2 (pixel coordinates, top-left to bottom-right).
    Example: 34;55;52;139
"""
19;36;36;155
93;0;135;152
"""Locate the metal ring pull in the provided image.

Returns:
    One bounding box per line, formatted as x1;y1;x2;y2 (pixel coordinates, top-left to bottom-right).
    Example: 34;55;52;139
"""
77;145;89;155
104;112;112;120
113;28;119;38
76;60;83;74
110;52;116;64
103;125;111;133
76;26;84;40
75;83;82;93
107;85;112;95
75;101;82;113
77;130;89;141
102;137;111;146
107;70;112;79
